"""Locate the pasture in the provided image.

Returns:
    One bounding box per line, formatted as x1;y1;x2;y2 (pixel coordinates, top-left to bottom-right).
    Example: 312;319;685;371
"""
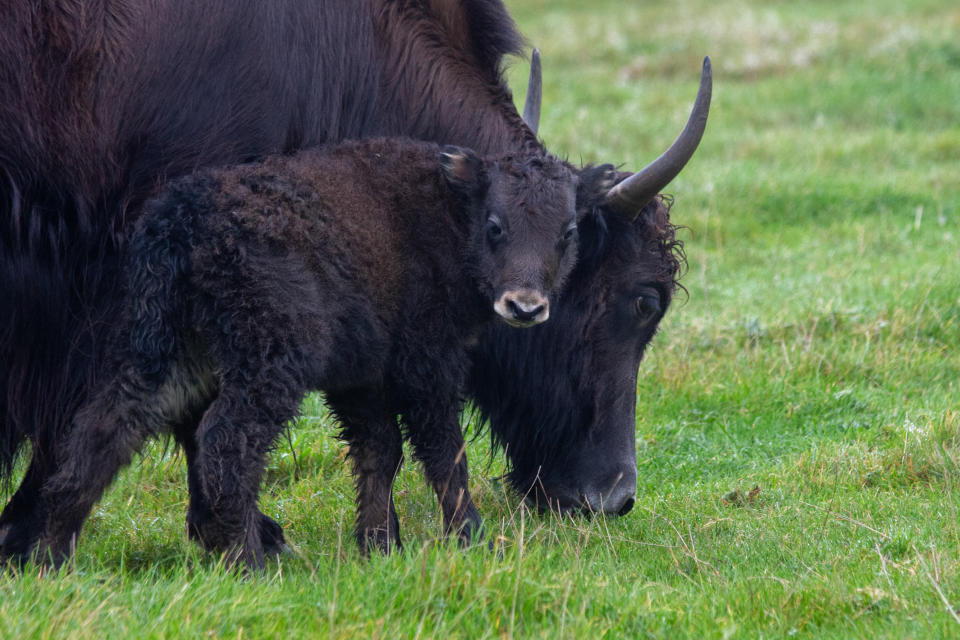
2;0;958;637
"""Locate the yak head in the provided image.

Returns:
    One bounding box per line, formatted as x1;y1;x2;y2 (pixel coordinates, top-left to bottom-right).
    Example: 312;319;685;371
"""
469;58;711;516
440;148;595;328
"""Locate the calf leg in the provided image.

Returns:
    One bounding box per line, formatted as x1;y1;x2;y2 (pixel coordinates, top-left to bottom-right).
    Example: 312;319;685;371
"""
404;397;482;546
189;378;302;571
173;421;287;557
328;390;403;555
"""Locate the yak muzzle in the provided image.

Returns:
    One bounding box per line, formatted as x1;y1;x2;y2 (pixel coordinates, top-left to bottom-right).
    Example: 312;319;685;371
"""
529;474;637;517
495;289;550;327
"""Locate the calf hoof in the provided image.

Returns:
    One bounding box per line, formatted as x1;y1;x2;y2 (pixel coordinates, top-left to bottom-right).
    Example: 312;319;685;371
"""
258;512;288;556
30;538;74;571
189;516;269;572
211;540;268;573
187;510;286;560
452;515;485;549
230;544;266;573
357;526;402;556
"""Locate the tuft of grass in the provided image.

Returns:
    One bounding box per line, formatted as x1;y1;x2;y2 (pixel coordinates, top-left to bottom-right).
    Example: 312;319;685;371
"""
3;0;960;637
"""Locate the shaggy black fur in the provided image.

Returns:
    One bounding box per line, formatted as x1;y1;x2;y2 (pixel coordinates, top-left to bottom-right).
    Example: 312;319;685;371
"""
1;0;691;561
30;138;594;568
0;0;535;558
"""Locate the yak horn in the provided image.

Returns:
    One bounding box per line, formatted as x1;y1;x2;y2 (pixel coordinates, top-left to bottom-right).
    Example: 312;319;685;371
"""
604;56;712;214
522;48;542;135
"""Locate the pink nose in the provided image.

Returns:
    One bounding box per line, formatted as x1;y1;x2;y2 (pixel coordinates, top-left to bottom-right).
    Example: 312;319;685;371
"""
494;289;550;327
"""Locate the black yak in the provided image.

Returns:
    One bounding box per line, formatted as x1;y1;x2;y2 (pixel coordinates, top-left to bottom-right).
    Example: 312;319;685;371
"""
32;138;602;567
0;0;710;559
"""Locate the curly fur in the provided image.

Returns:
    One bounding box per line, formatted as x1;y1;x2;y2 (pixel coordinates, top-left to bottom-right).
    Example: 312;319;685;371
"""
31;138;585;567
1;0;696;557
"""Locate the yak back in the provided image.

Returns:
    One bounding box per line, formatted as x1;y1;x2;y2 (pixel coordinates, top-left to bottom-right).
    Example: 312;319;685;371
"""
0;0;530;476
103;0;530;221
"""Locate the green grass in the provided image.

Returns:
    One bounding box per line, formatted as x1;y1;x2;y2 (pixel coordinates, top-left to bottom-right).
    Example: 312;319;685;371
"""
3;0;959;637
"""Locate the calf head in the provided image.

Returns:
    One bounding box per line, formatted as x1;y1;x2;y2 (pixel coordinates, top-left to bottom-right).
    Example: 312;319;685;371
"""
440;149;590;328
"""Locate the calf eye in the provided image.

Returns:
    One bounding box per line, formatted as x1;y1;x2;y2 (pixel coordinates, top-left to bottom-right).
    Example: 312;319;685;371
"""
486;217;503;242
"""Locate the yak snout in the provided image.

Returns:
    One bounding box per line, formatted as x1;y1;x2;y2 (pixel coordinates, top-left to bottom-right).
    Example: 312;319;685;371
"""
495;288;550;327
531;466;638;517
580;478;637;517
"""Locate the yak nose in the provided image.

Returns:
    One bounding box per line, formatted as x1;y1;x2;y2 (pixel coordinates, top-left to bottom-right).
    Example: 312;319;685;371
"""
586;483;636;516
582;482;636;516
533;479;636;516
578;467;638;516
494;289;550;327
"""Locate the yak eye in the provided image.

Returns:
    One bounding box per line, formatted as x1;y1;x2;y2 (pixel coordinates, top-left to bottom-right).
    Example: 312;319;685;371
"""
486;217;503;242
562;223;577;243
635;294;662;324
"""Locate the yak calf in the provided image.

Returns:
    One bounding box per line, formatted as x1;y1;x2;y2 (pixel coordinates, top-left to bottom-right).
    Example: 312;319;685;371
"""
33;138;591;568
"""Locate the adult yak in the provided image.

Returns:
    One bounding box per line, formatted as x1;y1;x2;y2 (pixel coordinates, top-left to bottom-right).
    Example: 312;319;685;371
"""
0;0;710;558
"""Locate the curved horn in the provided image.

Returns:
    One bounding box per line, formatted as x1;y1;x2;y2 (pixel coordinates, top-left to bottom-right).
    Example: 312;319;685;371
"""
522;48;542;135
604;56;712;214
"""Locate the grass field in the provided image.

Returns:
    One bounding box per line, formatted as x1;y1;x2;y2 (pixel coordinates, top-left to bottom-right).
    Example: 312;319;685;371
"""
3;0;959;637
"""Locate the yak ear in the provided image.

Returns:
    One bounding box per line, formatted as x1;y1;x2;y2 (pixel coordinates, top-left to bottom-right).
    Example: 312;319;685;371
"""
576;163;619;216
440;146;488;200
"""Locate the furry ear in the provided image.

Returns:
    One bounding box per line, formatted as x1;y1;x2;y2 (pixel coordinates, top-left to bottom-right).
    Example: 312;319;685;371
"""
440;146;488;200
576;163;618;217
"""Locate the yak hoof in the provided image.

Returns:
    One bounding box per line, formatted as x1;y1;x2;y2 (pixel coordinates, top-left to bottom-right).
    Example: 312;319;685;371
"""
0;524;41;567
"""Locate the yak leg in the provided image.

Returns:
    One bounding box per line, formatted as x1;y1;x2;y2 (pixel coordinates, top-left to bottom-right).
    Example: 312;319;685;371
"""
0;373;39;554
328;390;403;555
33;378;173;566
173;420;287;557
0;451;56;562
190;375;301;571
404;394;483;546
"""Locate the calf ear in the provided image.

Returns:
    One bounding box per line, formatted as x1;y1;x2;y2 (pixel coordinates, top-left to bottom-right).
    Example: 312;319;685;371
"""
440;146;487;200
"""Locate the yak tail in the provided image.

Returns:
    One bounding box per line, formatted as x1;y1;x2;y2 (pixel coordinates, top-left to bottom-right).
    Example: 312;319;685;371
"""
125;177;210;385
